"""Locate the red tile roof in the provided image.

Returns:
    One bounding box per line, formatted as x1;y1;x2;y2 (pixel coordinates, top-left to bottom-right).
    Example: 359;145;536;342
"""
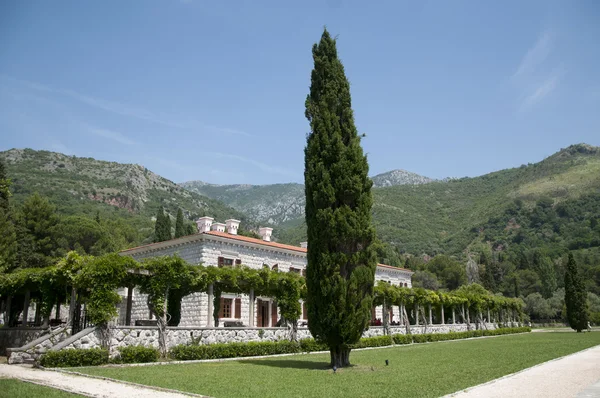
377;263;413;273
204;231;307;253
120;232;411;273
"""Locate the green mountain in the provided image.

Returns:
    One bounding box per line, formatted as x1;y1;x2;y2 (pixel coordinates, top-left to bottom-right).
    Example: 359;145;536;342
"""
0;148;250;246
182;144;600;260
372;143;600;256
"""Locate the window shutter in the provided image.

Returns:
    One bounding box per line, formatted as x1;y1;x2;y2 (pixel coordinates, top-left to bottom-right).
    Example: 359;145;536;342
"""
271;301;278;326
302;302;307;320
218;297;225;318
390;306;394;323
371;307;376;322
218;257;224;267
235;298;241;318
235;259;241;265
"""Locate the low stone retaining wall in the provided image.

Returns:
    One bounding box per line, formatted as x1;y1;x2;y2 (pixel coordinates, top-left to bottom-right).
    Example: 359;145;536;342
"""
363;323;497;337
0;327;48;356
40;323;497;359
7;327;70;364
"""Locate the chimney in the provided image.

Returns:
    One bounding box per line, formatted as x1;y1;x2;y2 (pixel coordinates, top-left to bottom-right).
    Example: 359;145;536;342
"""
196;216;214;233
258;227;273;242
300;241;308;249
211;222;226;233
225;219;240;235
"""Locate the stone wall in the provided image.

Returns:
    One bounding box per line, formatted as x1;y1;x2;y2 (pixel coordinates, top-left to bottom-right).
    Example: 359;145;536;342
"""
7;327;70;364
44;323;496;359
0;327;47;356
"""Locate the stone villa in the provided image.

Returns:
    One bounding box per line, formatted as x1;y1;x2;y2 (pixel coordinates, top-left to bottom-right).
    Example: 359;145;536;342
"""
119;217;414;327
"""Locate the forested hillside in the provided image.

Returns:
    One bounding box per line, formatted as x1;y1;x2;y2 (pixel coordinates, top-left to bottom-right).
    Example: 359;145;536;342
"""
0;148;249;252
1;144;599;323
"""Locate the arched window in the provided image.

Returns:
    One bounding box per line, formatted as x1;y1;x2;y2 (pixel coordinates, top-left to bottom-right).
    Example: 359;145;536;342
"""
272;264;278;271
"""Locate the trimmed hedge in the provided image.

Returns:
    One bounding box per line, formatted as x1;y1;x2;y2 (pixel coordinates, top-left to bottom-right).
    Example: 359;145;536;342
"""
170;327;531;361
349;335;393;349
40;348;109;368
393;327;531;345
113;346;160;364
40;327;532;366
170;340;304;361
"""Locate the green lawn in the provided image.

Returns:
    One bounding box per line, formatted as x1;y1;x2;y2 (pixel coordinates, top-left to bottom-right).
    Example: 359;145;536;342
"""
77;332;600;398
0;379;81;397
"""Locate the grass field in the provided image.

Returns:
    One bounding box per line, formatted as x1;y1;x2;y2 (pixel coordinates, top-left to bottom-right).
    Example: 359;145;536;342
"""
0;379;80;397
77;332;600;398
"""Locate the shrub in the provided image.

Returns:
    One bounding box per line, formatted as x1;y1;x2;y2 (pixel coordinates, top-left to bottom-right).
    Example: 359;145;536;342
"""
170;340;302;361
349;335;393;349
169;327;531;361
113;346;160;364
392;334;412;345
40;348;109;368
299;339;328;352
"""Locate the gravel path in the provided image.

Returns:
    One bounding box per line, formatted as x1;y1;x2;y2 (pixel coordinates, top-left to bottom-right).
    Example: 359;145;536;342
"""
447;344;600;398
0;364;208;398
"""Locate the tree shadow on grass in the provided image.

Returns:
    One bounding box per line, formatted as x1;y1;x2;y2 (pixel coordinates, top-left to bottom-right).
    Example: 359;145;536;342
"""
238;358;344;370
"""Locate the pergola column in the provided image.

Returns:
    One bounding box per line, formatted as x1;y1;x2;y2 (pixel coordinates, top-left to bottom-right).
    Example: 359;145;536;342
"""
268;299;273;327
68;287;77;325
248;289;255;327
22;290;30;327
125;286;133;326
441;305;445;325
428;304;432;325
487;308;491;324
415;303;419;326
207;284;214;327
399;303;404;325
452;307;456;324
4;296;11;327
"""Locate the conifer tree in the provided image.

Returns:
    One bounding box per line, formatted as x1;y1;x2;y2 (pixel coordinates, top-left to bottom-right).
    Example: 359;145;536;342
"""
564;253;588;332
0;159;10;211
0;160;16;271
153;207;172;242
15;193;59;268
304;29;377;368
174;208;185;238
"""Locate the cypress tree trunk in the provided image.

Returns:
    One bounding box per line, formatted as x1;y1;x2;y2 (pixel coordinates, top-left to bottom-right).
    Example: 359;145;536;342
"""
304;29;377;368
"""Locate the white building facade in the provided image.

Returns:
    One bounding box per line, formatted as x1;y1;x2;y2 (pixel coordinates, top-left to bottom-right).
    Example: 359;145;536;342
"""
119;217;413;328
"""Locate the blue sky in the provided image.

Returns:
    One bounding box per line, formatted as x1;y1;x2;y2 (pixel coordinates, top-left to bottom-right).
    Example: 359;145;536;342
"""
0;1;599;185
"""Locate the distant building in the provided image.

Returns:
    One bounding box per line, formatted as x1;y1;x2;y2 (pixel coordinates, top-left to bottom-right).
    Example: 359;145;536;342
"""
119;216;413;327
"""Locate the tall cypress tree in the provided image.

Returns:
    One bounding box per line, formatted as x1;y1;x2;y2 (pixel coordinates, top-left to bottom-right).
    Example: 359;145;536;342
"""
154;207;172;242
163;211;172;241
304;29;377;368
174;208;185;238
564;253;588;332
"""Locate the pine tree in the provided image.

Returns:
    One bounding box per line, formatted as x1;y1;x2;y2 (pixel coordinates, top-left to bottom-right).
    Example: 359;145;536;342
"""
564;253;588;332
304;28;377;368
15;193;59;268
174;208;185;238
